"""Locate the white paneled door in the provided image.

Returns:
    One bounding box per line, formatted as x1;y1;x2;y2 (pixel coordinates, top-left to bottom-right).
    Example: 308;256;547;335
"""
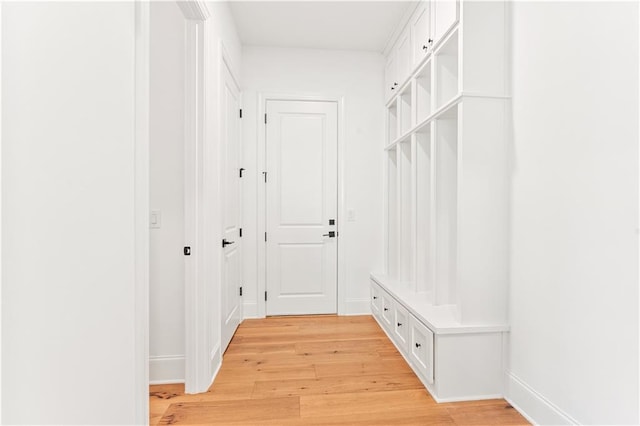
265;100;338;315
221;60;242;352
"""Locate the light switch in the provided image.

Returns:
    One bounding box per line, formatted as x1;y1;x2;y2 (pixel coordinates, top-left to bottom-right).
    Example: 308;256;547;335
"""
347;208;356;222
150;210;161;229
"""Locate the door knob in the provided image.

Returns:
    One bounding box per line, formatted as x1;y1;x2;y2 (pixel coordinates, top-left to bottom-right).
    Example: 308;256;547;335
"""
322;231;336;238
222;239;235;247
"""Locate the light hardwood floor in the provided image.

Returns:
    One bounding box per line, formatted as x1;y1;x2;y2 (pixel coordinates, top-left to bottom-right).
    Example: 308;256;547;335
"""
150;315;529;425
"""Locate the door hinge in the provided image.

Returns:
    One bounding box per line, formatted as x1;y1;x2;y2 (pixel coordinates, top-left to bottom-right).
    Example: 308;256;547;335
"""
183;246;191;256
239;286;243;296
265;291;268;301
239;167;245;178
239;228;243;237
239;109;243;118
264;232;267;242
264;113;267;124
263;171;267;183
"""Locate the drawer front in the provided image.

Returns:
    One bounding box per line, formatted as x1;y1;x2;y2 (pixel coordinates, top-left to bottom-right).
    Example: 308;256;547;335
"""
371;283;382;317
409;315;434;384
381;291;394;330
393;302;410;352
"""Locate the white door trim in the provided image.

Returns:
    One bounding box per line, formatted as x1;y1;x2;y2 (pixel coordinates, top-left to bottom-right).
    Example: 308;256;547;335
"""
257;93;346;318
134;1;150;423
177;0;212;395
0;3;4;422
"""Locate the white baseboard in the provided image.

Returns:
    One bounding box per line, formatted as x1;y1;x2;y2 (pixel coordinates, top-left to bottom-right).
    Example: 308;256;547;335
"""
208;344;222;389
149;355;185;384
344;298;371;315
506;372;578;425
242;301;259;318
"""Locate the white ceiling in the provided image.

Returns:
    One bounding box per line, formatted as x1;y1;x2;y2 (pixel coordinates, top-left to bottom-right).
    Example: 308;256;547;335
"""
229;1;414;52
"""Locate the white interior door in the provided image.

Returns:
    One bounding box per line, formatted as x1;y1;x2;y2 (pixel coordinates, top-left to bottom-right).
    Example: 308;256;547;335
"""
265;100;338;316
220;61;242;352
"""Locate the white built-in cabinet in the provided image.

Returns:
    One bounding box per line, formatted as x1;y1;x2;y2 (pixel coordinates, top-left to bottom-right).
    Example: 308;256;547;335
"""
373;0;509;402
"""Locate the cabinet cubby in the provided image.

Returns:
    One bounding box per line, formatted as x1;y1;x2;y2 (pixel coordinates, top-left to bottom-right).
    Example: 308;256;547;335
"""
434;106;458;306
399;85;413;136
386;147;398;277
415;126;432;298
434;30;459;110
387;99;398;144
399;140;414;282
415;61;432;125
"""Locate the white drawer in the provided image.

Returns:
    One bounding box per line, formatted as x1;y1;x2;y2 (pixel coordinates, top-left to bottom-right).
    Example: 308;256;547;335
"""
371;282;382;318
409;315;434;384
393;301;410;352
381;291;394;331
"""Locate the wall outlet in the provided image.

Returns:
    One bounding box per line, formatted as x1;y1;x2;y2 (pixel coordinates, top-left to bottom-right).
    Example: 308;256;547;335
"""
150;210;161;229
347;208;356;222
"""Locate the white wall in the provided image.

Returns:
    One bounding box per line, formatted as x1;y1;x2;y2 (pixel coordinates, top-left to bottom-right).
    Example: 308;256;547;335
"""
241;46;384;316
508;2;639;424
2;2;141;423
149;1;186;384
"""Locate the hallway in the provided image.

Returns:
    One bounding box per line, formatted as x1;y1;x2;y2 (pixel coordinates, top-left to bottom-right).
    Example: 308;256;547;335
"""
150;316;528;425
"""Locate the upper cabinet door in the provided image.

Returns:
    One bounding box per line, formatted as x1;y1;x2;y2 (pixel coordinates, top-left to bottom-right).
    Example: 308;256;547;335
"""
395;28;412;87
411;2;431;68
385;52;397;101
432;0;459;45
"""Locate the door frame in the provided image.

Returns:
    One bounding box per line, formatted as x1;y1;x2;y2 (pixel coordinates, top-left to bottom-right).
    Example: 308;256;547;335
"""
134;1;150;422
175;0;212;395
257;93;347;318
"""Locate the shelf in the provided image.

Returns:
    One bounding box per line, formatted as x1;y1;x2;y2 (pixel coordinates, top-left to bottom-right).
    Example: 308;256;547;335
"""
371;272;509;335
385;131;412;151
434;29;459;110
388;94;461;150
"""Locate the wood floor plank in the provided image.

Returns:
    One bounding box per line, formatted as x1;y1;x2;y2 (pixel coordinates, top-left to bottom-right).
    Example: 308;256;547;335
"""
445;400;530;425
294;337;390;355
158;397;300;425
219;365;317;381
314;358;414;378
299;388;437;417
222;342;296;356
150;315;529;425
252;372;424;398
222;349;385;369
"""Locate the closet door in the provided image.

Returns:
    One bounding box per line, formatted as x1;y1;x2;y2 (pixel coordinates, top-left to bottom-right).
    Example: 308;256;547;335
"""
265;100;338;316
411;2;432;67
432;0;458;45
395;28;412;86
385;53;398;101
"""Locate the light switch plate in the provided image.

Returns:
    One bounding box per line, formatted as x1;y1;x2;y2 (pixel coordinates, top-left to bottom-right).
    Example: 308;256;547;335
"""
150;210;161;229
347;208;356;222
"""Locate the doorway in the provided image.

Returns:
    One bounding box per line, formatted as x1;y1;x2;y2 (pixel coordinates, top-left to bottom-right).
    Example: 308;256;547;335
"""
264;99;339;316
